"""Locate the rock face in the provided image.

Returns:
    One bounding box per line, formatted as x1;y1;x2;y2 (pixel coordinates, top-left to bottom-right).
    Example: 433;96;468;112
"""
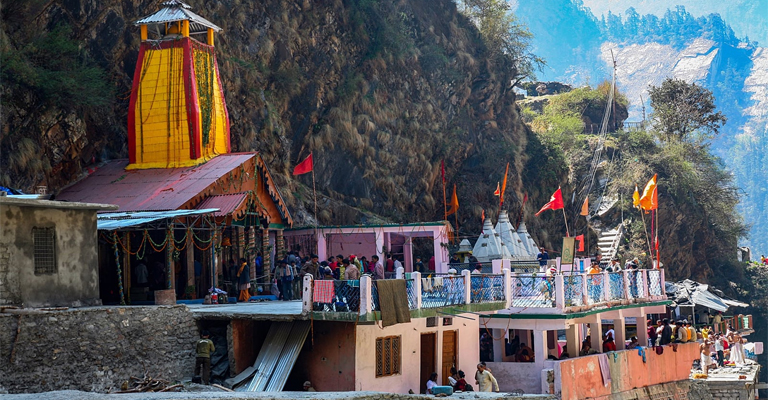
0;306;198;393
1;0;555;230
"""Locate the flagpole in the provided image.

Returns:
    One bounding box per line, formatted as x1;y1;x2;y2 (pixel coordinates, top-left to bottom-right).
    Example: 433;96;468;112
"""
640;211;653;259
562;207;570;237
655;208;660;269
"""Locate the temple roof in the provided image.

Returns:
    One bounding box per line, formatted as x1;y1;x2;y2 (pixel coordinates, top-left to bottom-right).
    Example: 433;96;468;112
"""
135;0;222;33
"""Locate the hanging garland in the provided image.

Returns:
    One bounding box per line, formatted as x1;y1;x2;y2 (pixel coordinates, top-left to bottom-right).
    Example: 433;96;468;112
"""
112;232;126;305
192;43;216;145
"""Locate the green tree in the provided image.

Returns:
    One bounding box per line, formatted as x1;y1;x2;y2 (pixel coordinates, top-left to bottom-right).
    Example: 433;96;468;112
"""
458;0;545;85
648;78;726;142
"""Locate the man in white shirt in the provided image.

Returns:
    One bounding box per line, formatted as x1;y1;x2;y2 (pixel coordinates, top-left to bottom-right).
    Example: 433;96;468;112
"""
393;257;403;272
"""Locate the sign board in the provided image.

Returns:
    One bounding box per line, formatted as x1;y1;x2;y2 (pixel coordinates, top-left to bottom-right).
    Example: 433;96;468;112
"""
561;237;575;265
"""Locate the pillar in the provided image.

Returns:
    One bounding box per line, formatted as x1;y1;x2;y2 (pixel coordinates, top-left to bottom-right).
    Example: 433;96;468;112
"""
317;231;327;261
503;268;512;309
182;20;189;37
262;229;271;281
166;226;174;290
636;310;649;347
207;28;214;46
212;227;219;288
360;275;373;315
302;274;313;313
396;266;404;279
555;274;565;310
613;311;626;350
186;229;195;289
461;269;471;304
433;230;444;273
602;271;610;303
276;229;285;261
533;329;548;367
375;229;385;265
493;330;504;362
412;271;422;309
589;313;603;352
140;25;147;41
404;237;414;272
565;324;579;358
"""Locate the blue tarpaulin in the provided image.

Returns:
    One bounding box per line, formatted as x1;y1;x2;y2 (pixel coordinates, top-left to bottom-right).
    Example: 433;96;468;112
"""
97;208;219;230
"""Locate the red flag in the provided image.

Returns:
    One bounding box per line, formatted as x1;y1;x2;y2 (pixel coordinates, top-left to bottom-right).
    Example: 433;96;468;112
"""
481;209;485;222
535;187;564;216
493;182;500;196
441;160;445;183
292;153;313;175
522;193;528;205
575;234;585;252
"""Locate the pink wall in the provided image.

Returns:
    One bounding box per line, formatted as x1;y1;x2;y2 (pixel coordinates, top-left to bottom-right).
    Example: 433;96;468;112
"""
355;315;480;393
294;321;356;391
326;233;377;262
557;342;700;400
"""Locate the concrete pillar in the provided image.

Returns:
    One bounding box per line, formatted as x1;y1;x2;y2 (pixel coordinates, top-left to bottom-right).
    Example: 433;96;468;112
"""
555;274;565;310
404;238;413;272
623;270;631;300
302;274;313;313
602;271;610;303
660;269;666;298
614;311;626;350
461;269;471;304
534;329;548;367
641;269;649;299
493;329;504;362
503;268;512;309
636;310;649;347
589;313;603;352
581;272;589;305
262;229;271;281
396;266;404;279
433;231;443;272
275;229;285;261
565;324;579;358
375;229;385;265
360;275;373;315
317;231;327;261
412;271;422;309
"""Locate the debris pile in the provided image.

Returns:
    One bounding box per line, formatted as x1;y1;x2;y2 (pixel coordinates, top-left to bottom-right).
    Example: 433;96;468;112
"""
113;373;181;393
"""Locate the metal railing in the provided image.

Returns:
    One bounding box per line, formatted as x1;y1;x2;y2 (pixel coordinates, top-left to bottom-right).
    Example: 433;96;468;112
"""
563;274;584;307
587;273;606;305
511;275;555;308
607;272;625;300
470;274;505;304
312;280;360;312
647;269;662;296
405;279;418;310
421;275;466;308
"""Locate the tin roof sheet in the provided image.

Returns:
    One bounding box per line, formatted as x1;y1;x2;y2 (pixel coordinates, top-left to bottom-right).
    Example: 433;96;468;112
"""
135;0;222;33
195;193;248;218
97;209;218;230
57;153;255;213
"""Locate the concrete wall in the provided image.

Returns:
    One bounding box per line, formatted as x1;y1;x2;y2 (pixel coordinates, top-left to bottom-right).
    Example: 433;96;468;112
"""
326;233;378;262
0;203;101;307
293;321;356;391
0;305;198;393
556;342;700;400
487;361;554;394
354;314;480;394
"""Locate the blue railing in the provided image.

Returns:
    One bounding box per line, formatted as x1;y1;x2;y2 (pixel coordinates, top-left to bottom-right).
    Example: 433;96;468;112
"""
587;273;606;305
421;275;465;308
405;279;418;310
563;274;584;307
312;280;360;312
608;272;625;300
647;270;662;296
511;275;554;308
470;274;505;303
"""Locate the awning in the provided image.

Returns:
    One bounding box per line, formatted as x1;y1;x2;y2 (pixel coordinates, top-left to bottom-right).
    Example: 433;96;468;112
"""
722;298;749;308
690;288;728;312
97;209;218;230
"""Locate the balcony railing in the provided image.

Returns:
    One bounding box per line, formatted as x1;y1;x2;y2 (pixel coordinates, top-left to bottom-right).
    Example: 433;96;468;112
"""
302;267;667;315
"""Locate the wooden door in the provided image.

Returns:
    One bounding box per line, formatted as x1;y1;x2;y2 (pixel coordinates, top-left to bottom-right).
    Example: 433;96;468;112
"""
442;330;457;385
420;333;436;394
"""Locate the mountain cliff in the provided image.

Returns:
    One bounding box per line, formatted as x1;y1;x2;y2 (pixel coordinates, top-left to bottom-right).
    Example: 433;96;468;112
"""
0;0;562;234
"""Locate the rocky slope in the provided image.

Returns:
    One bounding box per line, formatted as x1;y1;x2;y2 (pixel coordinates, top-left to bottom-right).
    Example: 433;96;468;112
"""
0;0;564;236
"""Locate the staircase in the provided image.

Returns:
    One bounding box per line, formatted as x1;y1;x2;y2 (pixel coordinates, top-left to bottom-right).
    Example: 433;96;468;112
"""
597;224;624;262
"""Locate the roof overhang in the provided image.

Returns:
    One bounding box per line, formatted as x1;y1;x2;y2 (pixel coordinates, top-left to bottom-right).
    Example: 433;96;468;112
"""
97;208;218;230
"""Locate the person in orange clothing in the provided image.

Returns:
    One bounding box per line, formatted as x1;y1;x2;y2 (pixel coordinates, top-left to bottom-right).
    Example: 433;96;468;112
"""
236;258;250;302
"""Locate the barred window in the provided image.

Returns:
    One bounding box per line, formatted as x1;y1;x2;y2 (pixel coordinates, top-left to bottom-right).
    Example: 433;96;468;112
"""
33;227;57;275
375;336;401;378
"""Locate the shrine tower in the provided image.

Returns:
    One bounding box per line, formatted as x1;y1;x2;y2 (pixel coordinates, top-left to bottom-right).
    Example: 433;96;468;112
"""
127;0;230;169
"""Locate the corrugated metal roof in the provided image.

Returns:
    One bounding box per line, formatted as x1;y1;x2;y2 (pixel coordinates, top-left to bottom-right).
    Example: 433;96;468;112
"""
97;209;218;230
134;0;222;33
246;322;293;391
57;153;255;212
195;193;248;218
264;321;310;392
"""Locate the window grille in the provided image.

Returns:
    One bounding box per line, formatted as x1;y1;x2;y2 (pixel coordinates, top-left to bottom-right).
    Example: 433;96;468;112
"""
375;336;401;377
33;227;57;275
443;317;453;326
426;316;438;327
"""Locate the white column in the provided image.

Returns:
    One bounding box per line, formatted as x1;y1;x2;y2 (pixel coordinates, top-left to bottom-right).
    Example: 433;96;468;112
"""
375;229;385;263
602;271;610;303
412;271;422;309
302;274;313;314
433;228;445;273
590;313;603;351
461;269;471;304
317;231;327;262
660;269;666;299
614;311;626;350
636;310;649;347
641;269;649;299
396;266;404;279
360;275;373;315
503;268;512;309
555;274;565;311
534;329;548;368
565;324;579;358
493;329;504;362
582;272;589;305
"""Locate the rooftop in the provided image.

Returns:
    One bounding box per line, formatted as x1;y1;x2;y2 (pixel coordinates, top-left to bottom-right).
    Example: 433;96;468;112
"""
187;301;304;321
134;0;222;33
0;196;117;211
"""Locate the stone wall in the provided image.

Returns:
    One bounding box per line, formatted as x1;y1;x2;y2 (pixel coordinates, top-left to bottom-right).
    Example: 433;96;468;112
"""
0;305;198;393
707;380;757;400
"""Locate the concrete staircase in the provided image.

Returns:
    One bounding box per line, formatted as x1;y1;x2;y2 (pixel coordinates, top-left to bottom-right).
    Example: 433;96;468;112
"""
597;224;624;262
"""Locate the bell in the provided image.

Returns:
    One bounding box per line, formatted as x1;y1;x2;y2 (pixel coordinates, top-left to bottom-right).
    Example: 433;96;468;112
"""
222;237;232;247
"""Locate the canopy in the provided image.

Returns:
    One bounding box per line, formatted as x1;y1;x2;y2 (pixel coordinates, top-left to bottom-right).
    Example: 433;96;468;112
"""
97;209;218;230
666;279;732;313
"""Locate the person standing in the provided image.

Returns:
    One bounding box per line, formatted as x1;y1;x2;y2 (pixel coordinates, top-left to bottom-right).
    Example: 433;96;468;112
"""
372;255;385;280
475;363;499;392
415;256;425;273
195;330;215;385
236;258;250;302
393;256;403;272
714;334;725;366
386;254;395;273
300;254;321;279
537;247;549;267
280;260;294;300
345;260;360;280
660;318;673;345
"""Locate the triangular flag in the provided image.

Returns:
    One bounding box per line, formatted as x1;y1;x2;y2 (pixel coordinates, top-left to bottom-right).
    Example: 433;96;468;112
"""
632;185;640;208
500;163;509;204
481;209;485;223
447;185;459;216
639;174;658;211
293;153;313;175
535;187;565;216
575;234;585;252
580;197;589;216
493;182;500;196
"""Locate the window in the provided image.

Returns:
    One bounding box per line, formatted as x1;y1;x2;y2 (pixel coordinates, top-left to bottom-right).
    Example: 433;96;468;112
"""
426;317;438;327
33;227;57;275
443;317;453;326
375;336;401;377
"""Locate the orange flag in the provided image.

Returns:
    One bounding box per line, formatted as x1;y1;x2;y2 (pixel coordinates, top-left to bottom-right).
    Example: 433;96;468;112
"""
500;163;509;204
447;185;459;215
639;174;658;211
493;182;500;197
536;187;565;216
580;197;589;216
